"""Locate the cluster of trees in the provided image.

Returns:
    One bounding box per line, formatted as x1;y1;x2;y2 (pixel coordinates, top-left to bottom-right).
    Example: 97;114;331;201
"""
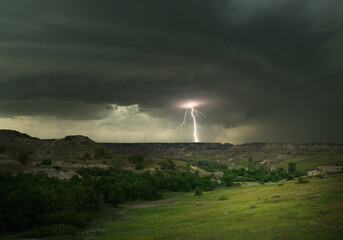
196;160;228;172
1;156;303;236
221;167;289;186
0;172;99;233
78;167;217;207
203;160;302;186
0;166;219;235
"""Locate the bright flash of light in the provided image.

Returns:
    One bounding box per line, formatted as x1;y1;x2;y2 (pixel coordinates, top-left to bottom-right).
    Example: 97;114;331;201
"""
180;102;205;142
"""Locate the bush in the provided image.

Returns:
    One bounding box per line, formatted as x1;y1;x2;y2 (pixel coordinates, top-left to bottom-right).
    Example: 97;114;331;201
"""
288;162;296;175
17;153;29;164
218;196;228;201
286;174;294;180
22;224;78;238
82;152;92;160
222;172;235;187
41;159;52;165
296;177;309;184
129;154;144;164
194;187;203;198
135;163;144;170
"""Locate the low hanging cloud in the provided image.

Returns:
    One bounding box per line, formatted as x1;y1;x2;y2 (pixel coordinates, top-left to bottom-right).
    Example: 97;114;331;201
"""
0;0;342;143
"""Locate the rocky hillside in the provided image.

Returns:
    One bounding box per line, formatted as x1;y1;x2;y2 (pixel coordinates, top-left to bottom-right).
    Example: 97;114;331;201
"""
1;130;342;173
0;130;112;174
103;142;343;170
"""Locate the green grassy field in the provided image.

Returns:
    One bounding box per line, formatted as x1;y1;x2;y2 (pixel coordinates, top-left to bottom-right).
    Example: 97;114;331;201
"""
5;174;343;240
276;152;343;171
85;174;343;240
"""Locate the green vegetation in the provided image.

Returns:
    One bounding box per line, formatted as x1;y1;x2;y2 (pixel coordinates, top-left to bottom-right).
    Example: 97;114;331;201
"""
288;162;296;174
0;166;219;237
222;166;287;184
0;172;99;234
82;152;92;160
17;153;29;164
129;154;145;164
87;174;343;240
194;187;203;198
22;224;79;238
296;177;309;184
94;148;111;159
3;144;342;240
41;159;52;165
277;151;343;171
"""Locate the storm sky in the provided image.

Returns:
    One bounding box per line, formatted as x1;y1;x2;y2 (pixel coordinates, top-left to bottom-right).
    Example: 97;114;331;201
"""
0;0;342;143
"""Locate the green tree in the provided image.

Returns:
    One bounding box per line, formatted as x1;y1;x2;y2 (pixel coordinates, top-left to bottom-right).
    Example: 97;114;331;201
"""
222;172;235;187
194;187;203;198
248;157;254;169
129;154;144;164
288;162;296;174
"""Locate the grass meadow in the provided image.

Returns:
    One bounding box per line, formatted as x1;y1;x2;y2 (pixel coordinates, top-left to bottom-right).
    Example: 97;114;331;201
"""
87;174;343;240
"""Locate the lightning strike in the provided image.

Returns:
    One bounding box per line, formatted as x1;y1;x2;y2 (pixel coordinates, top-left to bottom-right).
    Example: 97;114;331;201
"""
180;102;204;143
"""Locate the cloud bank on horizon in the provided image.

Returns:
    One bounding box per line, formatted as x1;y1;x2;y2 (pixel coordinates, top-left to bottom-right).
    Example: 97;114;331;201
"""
0;0;342;143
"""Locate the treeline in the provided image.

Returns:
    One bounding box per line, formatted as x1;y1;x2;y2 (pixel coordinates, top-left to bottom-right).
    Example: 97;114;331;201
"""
0;172;99;233
0;160;302;236
0;168;217;235
78;168;217;207
221;167;288;186
219;162;303;186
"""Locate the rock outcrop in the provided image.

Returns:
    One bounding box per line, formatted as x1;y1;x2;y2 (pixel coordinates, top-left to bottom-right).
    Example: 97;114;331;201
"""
307;166;343;176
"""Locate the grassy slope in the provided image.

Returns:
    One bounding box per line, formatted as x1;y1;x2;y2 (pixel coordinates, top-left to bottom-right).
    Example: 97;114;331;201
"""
275;151;343;171
90;175;343;240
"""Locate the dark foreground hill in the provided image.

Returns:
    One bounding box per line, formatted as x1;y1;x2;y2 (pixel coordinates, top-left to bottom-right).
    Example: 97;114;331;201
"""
0;129;112;175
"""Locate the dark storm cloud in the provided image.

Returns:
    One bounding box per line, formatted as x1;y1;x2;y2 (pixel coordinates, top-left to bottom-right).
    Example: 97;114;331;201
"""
0;0;342;142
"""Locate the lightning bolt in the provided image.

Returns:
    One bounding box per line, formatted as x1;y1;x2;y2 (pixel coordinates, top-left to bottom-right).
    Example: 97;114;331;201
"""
180;103;204;142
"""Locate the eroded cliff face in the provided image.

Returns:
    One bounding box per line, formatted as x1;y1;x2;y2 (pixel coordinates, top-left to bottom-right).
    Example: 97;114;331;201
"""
102;142;343;163
0;130;111;174
1;130;342;172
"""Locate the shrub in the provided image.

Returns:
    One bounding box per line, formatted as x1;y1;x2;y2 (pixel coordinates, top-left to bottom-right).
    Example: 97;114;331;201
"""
22;224;78;238
41;159;52;165
218;196;228;201
286;174;294;181
44;211;91;228
17;153;29;164
82;152;92;160
129;154;144;164
288;162;296;175
135;163;144;170
194;187;203;198
294;170;306;178
296;177;309;184
94;148;105;159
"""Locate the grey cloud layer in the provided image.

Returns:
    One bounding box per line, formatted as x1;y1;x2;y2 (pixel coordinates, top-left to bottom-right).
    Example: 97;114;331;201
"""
0;0;342;141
